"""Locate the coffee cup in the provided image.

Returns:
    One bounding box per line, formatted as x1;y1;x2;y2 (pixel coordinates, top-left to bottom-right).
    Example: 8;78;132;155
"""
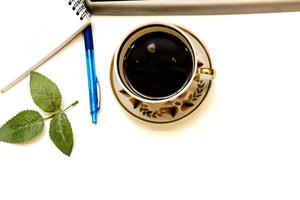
114;22;215;104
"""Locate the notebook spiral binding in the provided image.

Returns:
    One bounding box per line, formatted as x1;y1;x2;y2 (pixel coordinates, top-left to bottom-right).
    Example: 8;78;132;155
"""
68;0;92;20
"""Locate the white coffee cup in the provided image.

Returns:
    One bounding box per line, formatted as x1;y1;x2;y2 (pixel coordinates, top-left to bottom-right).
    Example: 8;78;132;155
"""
114;22;215;104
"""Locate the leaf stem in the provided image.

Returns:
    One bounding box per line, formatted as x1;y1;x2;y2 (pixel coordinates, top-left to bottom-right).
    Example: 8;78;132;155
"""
43;113;58;120
63;100;79;113
43;101;79;121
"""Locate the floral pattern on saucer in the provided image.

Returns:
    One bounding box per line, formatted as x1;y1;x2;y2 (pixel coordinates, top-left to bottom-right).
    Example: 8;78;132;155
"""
111;65;211;124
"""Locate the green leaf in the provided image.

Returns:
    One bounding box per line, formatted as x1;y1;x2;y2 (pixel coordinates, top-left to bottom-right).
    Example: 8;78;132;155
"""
0;110;44;144
49;113;73;156
30;72;62;113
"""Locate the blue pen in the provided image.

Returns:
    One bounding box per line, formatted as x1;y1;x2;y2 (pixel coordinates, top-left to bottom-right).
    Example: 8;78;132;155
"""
83;25;100;124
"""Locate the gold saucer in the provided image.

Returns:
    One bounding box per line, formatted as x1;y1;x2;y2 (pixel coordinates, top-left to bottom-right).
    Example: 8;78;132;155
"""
110;30;213;124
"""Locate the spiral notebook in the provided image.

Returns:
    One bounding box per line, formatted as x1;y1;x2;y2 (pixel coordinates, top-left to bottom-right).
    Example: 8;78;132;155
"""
0;0;91;92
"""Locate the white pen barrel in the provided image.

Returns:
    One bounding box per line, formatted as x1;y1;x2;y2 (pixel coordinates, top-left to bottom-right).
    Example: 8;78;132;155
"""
85;0;300;15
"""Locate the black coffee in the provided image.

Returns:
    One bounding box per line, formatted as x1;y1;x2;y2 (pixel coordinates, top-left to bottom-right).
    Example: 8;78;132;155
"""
123;31;193;100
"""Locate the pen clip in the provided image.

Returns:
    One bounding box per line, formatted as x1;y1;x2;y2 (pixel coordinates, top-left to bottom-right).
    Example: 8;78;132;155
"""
96;77;101;111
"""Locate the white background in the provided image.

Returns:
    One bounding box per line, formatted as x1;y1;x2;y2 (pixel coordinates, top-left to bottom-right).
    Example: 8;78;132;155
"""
0;12;300;200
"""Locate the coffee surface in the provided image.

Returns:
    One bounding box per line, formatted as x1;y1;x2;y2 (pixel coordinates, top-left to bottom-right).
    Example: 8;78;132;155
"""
123;31;193;100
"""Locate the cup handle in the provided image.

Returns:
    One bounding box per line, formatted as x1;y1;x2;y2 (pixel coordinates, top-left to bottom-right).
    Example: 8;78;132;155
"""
198;67;216;80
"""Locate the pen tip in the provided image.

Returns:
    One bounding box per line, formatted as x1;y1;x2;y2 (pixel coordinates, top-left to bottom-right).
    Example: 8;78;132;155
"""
92;114;98;124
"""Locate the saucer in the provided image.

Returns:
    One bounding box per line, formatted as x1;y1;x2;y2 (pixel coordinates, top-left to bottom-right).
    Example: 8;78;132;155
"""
110;31;213;124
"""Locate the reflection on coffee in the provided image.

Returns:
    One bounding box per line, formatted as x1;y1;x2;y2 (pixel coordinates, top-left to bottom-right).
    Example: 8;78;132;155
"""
123;32;193;100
